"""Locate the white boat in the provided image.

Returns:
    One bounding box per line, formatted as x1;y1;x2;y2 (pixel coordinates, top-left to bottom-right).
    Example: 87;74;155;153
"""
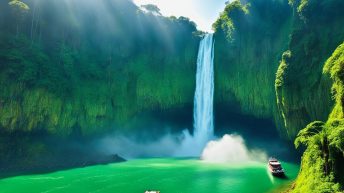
268;157;285;176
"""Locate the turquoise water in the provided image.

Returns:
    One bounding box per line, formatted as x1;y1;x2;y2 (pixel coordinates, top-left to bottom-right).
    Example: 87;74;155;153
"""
0;158;299;193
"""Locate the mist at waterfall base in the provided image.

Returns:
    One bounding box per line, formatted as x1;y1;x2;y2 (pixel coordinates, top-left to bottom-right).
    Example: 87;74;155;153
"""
97;130;267;163
201;134;267;163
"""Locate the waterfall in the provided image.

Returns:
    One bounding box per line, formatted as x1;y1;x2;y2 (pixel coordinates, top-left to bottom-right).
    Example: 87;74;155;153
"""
193;33;215;142
176;34;215;156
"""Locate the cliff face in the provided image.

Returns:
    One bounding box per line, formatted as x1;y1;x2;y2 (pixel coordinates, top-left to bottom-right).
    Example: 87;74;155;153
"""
214;1;344;190
3;0;342;139
214;0;344;138
213;0;293;136
0;0;203;172
1;1;344;187
0;0;200;136
290;42;344;193
275;0;344;138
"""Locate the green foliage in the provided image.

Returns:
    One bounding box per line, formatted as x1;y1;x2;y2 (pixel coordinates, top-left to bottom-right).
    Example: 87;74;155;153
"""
291;120;342;193
8;0;29;11
274;0;344;138
140;4;161;16
275;51;292;89
0;0;199;136
323;43;344;79
296;0;309;14
294;121;324;148
290;43;344;193
289;0;344;22
323;43;344;119
213;0;293;137
291;132;340;193
276;5;344;190
328;120;344;155
212;0;250;41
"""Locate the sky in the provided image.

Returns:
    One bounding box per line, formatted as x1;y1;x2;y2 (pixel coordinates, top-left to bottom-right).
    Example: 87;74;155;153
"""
133;0;230;32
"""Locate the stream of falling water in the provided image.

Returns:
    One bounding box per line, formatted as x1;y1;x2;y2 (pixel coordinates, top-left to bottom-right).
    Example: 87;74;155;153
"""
176;33;215;156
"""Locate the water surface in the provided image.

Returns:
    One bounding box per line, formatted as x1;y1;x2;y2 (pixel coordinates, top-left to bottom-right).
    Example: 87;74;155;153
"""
0;158;299;193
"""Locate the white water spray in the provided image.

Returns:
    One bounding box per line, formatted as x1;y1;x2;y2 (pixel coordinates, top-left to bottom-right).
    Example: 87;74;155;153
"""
176;34;215;156
201;134;267;163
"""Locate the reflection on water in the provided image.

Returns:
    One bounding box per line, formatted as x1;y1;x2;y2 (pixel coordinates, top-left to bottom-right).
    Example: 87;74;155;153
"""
267;166;275;184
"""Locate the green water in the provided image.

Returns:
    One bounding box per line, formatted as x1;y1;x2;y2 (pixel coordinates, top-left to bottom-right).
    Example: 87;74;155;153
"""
0;158;299;193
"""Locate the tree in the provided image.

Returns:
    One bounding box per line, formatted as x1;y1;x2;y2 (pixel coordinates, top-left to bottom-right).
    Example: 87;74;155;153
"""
140;4;161;16
8;0;29;10
8;0;30;37
295;121;325;148
212;0;250;41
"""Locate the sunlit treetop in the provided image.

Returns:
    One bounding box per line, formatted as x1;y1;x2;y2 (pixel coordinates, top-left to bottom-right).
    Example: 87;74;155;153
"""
212;0;250;40
140;4;162;16
8;0;30;11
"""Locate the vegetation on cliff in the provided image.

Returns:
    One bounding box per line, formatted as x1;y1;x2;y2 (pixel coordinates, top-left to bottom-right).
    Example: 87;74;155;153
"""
213;0;293;136
0;0;201;171
1;1;344;191
290;42;344;193
214;1;344;191
211;0;344;141
275;0;344;138
0;0;200;136
212;0;250;41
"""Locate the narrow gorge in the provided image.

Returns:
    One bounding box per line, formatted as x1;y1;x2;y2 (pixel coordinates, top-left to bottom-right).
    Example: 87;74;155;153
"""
0;0;344;192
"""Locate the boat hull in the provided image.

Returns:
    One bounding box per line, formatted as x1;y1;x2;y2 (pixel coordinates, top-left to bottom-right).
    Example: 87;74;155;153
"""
268;164;285;177
271;171;285;177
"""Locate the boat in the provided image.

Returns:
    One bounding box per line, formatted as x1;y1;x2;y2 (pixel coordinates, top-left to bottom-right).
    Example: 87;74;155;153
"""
268;157;285;176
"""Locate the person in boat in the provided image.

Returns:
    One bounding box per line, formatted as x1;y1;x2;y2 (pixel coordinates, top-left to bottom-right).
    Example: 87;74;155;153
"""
268;157;285;176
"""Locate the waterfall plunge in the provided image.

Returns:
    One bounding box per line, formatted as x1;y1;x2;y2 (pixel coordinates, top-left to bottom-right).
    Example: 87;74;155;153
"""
193;34;215;143
176;34;215;156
